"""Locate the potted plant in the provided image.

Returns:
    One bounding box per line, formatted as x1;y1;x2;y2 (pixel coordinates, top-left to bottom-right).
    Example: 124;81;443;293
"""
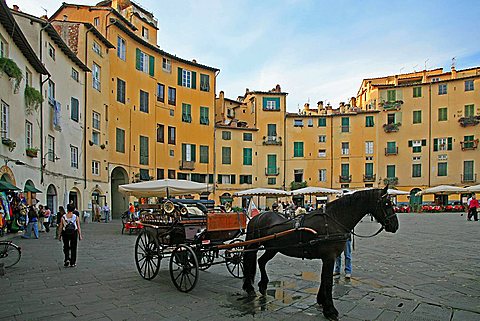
26;147;39;157
0;57;23;92
24;86;44;115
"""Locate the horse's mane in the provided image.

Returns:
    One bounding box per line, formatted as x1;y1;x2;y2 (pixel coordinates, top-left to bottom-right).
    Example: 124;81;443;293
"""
325;189;379;214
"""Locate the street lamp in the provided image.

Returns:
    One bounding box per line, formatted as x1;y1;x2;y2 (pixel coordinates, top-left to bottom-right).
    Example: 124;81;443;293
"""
4;159;26;166
42;151;60;168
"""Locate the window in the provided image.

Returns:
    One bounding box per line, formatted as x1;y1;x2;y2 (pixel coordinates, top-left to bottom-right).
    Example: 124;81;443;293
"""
341;117;349;132
318;135;326;143
268;178;276;185
365;141;374;155
136;49;154;76
294;119;303;127
117;36;126;61
92;160;100;175
267;124;276;137
1;101;9;138
162;57;171;72
222;147;231;164
431;77;440;82
156;124;164;143
465;80;474;91
365;163;373;176
181;68;193;88
387;90;396;102
182;144;196;162
433;137;452;151
117;78;126;103
93;17;99;26
294;142;304;157
243;148;252;165
167;169;176;179
116;128;125;153
92;63;101;91
341;164;349;177
438;83;447;95
200;107;209;125
142;27;149;40
267;155;277;175
412;164;421;177
218;174;235;184
240;175;252;184
92;111;100;130
168;87;176;105
463;161;474;181
263;97;280;111
156;83;164;103
71;97;79;122
463;135;475;149
25;121;32;149
200;74;210;92
408;139;426;153
341;142;349;155
48;43;55;60
92;41;102;56
413;110;422;124
318;117;326;127
70;146;78;168
182;103;192;123
387;165;395;178
47;135;55;162
307;119;314;127
243;133;252;141
318;149;326;157
294;169;304;183
413;86;422;98
168;126;176;144
48;80;55;105
25;68;32;86
222;131;231;140
156;169;165;180
438;107;447;121
0;34;7;58
200;145;209;163
92;131;100;145
438;162;447;176
139;90;149;113
387;113;395;124
465;104;475;117
139;136;149;165
365;116;374;127
386;141;396;154
319;169;327;182
68;68;78;83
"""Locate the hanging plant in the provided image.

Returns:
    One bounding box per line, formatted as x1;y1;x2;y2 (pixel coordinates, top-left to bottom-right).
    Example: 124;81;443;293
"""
24;85;44;114
0;57;23;92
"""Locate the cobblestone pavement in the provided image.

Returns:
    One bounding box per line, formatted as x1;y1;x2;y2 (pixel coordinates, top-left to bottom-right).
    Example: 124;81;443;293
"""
1;213;479;321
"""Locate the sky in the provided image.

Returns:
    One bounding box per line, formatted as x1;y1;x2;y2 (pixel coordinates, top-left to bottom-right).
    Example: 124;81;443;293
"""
15;0;480;112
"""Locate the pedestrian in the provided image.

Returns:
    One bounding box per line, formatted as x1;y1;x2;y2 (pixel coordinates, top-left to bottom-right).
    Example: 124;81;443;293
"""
334;237;352;279
38;204;45;232
56;206;66;239
58;203;83;267
103;204;110;223
43;206;51;233
129;203;135;220
21;206;39;239
466;195;473;220
467;194;479;222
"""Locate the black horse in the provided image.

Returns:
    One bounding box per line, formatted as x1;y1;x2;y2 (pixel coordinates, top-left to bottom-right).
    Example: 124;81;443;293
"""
242;186;399;320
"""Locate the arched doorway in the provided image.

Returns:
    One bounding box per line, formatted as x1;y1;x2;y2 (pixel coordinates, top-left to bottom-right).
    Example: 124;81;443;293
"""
111;167;129;219
409;188;422;212
24;180;41;205
46;184;57;213
68;187;82;212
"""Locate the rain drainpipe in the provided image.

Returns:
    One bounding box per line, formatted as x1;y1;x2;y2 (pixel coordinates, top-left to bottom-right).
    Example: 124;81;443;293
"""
39;22;51;184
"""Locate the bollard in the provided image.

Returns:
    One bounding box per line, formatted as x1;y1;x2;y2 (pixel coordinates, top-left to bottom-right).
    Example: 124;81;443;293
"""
0;262;5;276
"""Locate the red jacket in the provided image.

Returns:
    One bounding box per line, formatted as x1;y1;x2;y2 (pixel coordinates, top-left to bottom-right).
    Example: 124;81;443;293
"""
469;199;479;209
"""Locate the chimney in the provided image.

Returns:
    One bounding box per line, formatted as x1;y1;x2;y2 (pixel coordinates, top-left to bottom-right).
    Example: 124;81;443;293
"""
63;15;68;21
451;65;457;79
12;5;19;11
275;84;281;92
192;59;197;63
304;103;310;111
350;97;356;108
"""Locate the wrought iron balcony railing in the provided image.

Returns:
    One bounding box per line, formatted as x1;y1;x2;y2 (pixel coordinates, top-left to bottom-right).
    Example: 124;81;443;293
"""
363;174;376;182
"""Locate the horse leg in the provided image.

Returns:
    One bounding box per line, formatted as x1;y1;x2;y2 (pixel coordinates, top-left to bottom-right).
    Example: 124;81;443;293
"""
257;250;277;295
242;245;258;296
317;257;339;320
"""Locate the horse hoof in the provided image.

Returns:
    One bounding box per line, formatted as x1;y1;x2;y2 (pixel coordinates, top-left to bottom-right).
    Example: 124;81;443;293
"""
245;289;256;297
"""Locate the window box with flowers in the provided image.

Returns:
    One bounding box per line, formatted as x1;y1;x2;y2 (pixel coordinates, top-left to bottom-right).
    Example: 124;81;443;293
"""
458;116;480;127
383;122;401;133
26;147;39;158
24;86;44;115
0;57;23;93
379;100;403;111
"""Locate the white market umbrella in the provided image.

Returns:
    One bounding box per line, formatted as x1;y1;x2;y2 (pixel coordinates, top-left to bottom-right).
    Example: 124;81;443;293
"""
416;185;467;196
118;179;213;198
233;188;290;197
467;184;480;192
387;189;409;196
290;186;341;196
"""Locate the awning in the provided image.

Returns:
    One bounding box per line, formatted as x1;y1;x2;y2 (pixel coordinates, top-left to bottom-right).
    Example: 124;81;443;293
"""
0;180;20;191
24;185;42;193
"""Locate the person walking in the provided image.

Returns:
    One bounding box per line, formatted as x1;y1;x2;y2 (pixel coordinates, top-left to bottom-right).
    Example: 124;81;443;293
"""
334;237;352;279
468;194;479;222
55;206;66;239
58;203;83;267
38;204;45;232
43;206;51;233
102;204;110;223
128;203;135;220
21;206;39;239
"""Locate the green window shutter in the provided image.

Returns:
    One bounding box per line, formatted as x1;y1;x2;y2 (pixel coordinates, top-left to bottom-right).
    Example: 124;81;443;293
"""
447;137;452;150
243;148;252;165
182;143;186;161
365;163;373;175
191;144;196;162
231;175;236;184
387;90;396;102
433;138;438;151
387;165;395;178
341;117;349;126
177;67;183;86
341;164;349;176
267;155;276;169
318;117;326;127
421;139;426;146
408;140;412;147
191;71;196;89
135;48;141;70
149;55;155;76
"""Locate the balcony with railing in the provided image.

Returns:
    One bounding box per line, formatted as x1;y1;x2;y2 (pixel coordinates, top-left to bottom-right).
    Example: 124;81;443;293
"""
460;139;479;151
383;122;401;133
458;116;480;127
339;175;352;183
363;174;376;182
461;174;477;183
263;136;282;146
383;177;398;186
265;167;280;176
179;160;195;170
385;147;399;156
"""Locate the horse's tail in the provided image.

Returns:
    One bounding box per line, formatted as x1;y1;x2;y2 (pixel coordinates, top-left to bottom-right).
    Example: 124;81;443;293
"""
242;243;258;295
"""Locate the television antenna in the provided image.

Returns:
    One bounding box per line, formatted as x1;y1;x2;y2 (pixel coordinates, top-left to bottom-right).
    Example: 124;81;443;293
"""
451;57;456;69
41;6;48;16
424;59;429;70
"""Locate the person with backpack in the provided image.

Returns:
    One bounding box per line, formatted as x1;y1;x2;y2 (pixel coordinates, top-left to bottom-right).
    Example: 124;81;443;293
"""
58;203;83;267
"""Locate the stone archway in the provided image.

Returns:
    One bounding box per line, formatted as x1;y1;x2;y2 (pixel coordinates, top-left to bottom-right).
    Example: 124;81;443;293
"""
409;188;422;212
111;167;129;219
46;184;57;213
68;187;82;212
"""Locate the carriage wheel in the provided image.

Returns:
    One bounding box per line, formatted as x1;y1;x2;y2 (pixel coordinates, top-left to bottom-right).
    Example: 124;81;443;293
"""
198;249;215;271
135;230;161;280
0;242;21;268
225;239;244;279
169;245;199;292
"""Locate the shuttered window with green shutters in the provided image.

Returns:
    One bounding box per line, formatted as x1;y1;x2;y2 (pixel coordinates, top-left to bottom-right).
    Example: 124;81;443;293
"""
182;103;192;123
71;97;79;121
413;87;422;98
135;48;154;76
200;145;209;163
433;137;452;151
387;90;396;102
365;163;373;176
464;161;474;181
262;97;280;110
387;165;395;178
341;117;350;132
438;163;447;176
365;116;374;127
413;110;422;124
116;128;125;153
318;117;326;127
243;148;252;165
438;107;447;121
178;67;196;89
200;107;209;125
222;147;231;164
294;142;304;157
267;155;277;175
412;164;421;177
341;164;349;176
181;144;196;162
139;90;149;113
465;104;475;117
139;136;149;165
